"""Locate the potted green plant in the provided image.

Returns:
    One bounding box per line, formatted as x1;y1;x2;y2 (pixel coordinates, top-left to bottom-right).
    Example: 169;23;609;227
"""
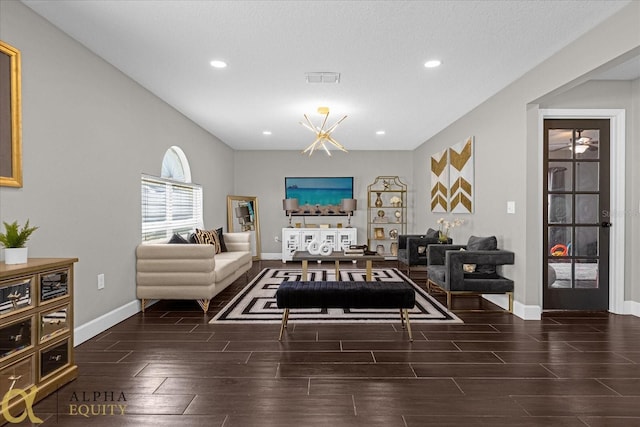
0;220;38;264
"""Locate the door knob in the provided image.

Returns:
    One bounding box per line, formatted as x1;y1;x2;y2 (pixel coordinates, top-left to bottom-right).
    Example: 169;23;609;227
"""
601;221;612;228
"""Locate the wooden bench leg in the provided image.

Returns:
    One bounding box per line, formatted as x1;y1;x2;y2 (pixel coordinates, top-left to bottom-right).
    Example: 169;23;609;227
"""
279;308;290;341
403;309;413;342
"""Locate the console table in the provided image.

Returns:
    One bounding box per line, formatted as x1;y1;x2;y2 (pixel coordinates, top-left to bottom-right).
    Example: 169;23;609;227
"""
292;250;384;281
282;228;357;262
0;258;78;424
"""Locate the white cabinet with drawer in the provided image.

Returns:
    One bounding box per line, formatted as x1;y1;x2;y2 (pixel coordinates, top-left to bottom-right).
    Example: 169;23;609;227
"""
282;228;357;262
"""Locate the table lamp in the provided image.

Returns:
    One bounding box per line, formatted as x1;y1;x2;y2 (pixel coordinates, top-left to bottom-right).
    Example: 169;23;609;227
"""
341;198;357;228
282;198;299;228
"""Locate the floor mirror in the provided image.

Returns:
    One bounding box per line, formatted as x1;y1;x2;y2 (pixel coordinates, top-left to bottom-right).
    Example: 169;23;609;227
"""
227;195;261;260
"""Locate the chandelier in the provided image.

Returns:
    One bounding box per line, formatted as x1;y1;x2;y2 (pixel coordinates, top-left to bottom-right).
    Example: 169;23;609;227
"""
300;107;348;156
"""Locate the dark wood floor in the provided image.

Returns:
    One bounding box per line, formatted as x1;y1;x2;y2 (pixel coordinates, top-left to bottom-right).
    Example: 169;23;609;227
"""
26;260;640;426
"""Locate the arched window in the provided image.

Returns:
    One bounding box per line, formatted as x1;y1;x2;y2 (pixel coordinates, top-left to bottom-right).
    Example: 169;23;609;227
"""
141;146;203;241
161;146;192;182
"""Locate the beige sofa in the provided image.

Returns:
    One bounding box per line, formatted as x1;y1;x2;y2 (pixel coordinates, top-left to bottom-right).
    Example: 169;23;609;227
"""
136;232;253;312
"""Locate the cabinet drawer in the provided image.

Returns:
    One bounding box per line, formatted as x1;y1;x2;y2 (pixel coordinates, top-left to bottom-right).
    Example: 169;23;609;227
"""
0;355;35;399
40;339;69;379
40;305;69;343
39;269;69;303
0;317;32;360
0;276;34;317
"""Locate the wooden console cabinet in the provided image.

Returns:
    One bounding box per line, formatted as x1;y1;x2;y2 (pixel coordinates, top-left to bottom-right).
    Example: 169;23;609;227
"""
0;258;78;423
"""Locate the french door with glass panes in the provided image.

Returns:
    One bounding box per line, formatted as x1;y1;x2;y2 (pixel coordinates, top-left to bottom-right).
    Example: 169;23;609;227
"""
543;119;610;310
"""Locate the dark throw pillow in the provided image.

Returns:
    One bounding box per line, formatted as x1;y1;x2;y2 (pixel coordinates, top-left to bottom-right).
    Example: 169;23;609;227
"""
425;228;439;239
215;227;228;252
168;233;189;244
466;235;498;274
466;235;497;251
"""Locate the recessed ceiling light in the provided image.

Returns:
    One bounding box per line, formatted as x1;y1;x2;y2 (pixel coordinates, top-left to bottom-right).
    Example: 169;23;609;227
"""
262;130;272;135
424;59;442;68
376;130;386;135
210;60;227;69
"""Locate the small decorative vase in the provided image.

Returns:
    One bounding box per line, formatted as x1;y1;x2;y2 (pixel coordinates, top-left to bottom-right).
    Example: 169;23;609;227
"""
319;241;333;256
390;242;398;257
307;239;321;255
438;232;449;244
4;247;28;265
376;244;385;256
374;192;383;208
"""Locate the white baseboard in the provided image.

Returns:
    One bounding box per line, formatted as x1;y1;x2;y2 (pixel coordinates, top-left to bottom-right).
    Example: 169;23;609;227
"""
503;298;639;320
74;300;142;346
482;294;542;320
260;252;284;260
623;300;640;317
513;300;542;320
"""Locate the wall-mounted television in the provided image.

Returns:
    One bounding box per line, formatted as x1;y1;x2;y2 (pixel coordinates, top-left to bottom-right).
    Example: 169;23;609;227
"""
285;177;353;216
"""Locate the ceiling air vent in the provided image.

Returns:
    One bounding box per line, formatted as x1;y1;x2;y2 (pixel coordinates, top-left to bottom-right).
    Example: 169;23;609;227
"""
305;72;341;84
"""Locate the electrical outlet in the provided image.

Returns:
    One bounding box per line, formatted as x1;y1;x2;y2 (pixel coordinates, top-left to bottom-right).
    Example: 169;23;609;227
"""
97;273;105;290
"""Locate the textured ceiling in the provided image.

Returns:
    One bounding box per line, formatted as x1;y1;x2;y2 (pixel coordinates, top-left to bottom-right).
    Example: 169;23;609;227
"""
22;0;633;152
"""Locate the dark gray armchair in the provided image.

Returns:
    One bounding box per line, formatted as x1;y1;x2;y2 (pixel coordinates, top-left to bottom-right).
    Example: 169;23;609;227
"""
397;228;451;277
426;236;514;312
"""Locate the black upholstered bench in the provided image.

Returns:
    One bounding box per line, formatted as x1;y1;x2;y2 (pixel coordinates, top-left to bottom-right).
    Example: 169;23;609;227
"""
276;281;416;341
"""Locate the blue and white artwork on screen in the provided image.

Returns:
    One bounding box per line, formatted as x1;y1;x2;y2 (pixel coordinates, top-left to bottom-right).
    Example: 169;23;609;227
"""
285;177;353;216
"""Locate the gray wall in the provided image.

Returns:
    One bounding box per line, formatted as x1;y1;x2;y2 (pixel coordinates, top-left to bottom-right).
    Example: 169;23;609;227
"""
411;2;639;312
233;150;413;257
0;1;235;327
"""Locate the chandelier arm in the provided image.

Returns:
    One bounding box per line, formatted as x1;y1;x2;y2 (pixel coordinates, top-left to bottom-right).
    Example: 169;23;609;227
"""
303;114;319;132
303;137;323;155
308;114;320;130
319;112;329;132
308;141;320;157
321;141;332;156
324;115;348;134
327;135;348;152
299;121;317;133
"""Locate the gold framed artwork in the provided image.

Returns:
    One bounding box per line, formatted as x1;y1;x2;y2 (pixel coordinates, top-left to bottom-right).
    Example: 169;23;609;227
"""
430;148;448;212
429;136;474;213
0;41;22;187
449;136;474;213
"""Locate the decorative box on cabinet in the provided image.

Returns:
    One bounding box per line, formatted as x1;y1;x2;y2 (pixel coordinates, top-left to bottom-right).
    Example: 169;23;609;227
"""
0;258;77;424
282;228;357;262
367;176;407;259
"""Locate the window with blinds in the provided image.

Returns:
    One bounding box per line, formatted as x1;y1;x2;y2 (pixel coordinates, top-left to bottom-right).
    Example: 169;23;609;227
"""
141;174;203;241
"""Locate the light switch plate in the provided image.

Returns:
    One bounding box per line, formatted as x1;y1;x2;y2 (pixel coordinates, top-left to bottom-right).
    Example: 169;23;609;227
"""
507;201;516;214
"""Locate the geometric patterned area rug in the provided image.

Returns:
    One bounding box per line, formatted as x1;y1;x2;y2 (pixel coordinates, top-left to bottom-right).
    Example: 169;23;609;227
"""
210;268;462;324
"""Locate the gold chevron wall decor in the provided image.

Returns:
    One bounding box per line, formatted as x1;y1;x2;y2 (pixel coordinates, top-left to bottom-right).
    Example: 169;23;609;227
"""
430;148;448;212
449;136;474;213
